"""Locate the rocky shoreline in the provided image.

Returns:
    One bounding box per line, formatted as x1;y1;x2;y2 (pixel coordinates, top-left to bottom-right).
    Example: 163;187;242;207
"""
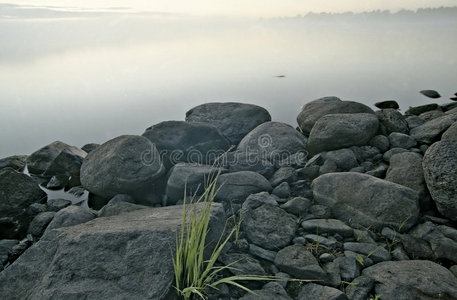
1;97;457;299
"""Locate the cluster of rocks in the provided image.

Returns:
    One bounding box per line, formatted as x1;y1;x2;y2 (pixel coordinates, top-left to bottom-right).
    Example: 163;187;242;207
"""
1;98;457;300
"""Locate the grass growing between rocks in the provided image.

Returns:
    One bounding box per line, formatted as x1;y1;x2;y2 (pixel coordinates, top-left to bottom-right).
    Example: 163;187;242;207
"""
172;170;285;300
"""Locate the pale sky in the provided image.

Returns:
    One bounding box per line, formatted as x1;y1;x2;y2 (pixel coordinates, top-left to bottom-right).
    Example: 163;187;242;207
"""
7;0;457;16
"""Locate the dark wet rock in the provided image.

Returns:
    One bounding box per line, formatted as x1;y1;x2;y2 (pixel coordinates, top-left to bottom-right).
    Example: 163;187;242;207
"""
423;140;457;221
142;121;231;169
406;115;426;129
237;121;307;165
388;132;416;149
27;211;55;238
7;236;33;264
441;121;457;141
26;141;86;175
345;276;374;300
420;89;441;99
46;199;71;212
324;148;359;171
391;245;410;261
219;252;266;276
309;204;333;219
307;113;379;155
0;168;47;239
0;155;27;171
222;150;275;178
216;171;272;204
410;113;457;144
406;103;439;115
99;199;147;218
0;203;225;300
313;172;419;232
419;109;445;121
382;227;434;260
297;97;374;135
334;256;360;282
269;167;297;187
369;135;390;152
166;163;221;204
365;162;388;178
319;159;338;175
301;219;353;238
248;243;277;262
442;102;457;111
297;283;348;300
81;135;165;202
26;203;47;216
375;100;399;110
272;182;291;198
304;234;337;247
45;205;95;232
363;260;457;300
81;143;99;153
239;282;291;300
67;186;86;198
382;147;409;162
344;242;391;263
185;102;271;146
0;239;18;265
277;151;307;168
43;148;85;179
45;175;68;190
274;245;327;280
376;109;409;134
323;262;341;287
280;197;311;216
241;192;297;250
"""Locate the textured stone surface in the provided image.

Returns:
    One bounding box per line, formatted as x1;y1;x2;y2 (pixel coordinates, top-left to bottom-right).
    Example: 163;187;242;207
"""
274;245;327;280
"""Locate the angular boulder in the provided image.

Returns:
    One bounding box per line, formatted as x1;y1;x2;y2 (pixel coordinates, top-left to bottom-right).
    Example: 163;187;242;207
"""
362;260;457;300
441;121;457;141
216;171;272;204
185;102;271;146
296;97;374;135
80;135;165;202
0;203;225;300
423;140;457;220
274;245;326;280
237;122;307;166
312;172;419;231
0;155;27;171
142;121;231;169
410;113;457;144
376;109;409;134
307;113;379;155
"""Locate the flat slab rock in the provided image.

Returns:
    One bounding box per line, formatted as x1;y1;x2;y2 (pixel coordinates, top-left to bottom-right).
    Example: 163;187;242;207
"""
0;203;225;300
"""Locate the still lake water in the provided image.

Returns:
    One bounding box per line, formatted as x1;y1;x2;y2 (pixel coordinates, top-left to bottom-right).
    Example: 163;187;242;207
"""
1;11;456;157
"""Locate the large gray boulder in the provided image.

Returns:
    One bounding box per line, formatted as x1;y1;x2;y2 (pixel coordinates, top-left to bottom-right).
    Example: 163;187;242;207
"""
241;192;297;250
441;121;457;141
423;140;457;221
296;97;374;135
45;205;95;232
0;168;47;239
0;155;27;171
410;113;457;144
362;260;457;300
26;141;87;175
185;102;271;146
166;163;221;204
376;109;409;134
237;122;307;166
312;173;419;231
307;113;379;155
142;121;231;169
221;150;275;179
274;245;326;280
80;135;165;202
0;203;225;300
216;171;272;204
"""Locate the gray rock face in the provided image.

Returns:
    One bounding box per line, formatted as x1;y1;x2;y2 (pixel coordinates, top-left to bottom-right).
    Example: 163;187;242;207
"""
385;152;426;196
369;135;390;152
43;148;85;185
142;121;231;169
345;276;374;300
237;122;307;165
423;140;457;220
375;100;399;110
334;256;360;281
81;143;99;153
307;113;379;155
269;167;298;187
98;199;147;218
0;168;47;239
239;282;291;300
27;211;55;238
324;148;359;171
216;171;272;204
272;182;291;198
0;239;19;265
344;242;391;263
26;141;87;175
81;135;165;201
297;283;348;300
222;150;275;178
406;115;426;129
45;205;95;232
363;260;457;300
301;219;353;238
0;155;27;171
388;132;416;149
441;121;457;141
410;113;457;144
406;103;439;115
313;172;419;231
185;102;271;146
376;109;409;134
297;97;374;135
280;197;311;216
274;245;327;280
0;204;225;300
166;163;221;204
419;109;445;121
241;192;297;250
219;252;266;276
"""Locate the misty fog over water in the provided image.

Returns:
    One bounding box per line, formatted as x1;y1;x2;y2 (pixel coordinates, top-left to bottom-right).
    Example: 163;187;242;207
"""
0;5;456;157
